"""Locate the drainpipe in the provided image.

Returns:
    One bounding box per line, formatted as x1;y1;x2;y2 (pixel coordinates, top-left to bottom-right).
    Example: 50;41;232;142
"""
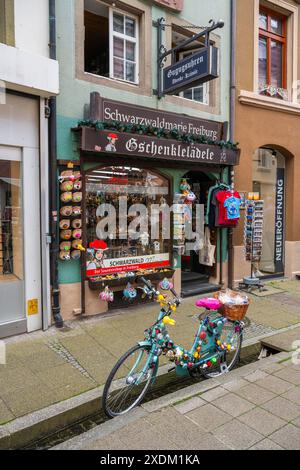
228;0;237;289
49;0;63;327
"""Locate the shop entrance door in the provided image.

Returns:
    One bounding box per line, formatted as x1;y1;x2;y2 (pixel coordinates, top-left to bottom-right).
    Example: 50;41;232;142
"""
0;148;26;338
181;171;219;297
253;148;286;277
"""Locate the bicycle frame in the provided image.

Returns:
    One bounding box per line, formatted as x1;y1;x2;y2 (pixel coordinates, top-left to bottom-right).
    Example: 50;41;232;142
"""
137;306;244;384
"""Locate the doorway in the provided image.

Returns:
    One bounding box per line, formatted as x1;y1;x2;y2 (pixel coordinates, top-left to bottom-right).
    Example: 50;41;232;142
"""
252;147;286;277
0;149;26;336
181;171;219;297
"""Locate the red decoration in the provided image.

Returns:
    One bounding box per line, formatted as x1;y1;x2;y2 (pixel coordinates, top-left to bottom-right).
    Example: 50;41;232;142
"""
89;240;108;250
200;331;207;340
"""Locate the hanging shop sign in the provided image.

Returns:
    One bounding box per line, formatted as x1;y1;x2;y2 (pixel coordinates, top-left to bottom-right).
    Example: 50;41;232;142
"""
86;253;170;277
92;95;224;142
80;128;240;166
274;168;285;273
163;46;219;95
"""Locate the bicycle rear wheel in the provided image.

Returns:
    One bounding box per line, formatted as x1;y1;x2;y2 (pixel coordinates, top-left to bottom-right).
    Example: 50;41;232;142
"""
201;320;243;379
102;344;155;418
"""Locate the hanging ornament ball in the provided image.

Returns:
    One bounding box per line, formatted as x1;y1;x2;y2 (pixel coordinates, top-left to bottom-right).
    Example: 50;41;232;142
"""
227;344;232;351
212;357;217;364
194;352;199;359
187;362;193;369
207;361;212;367
217;340;221;346
196;346;201;353
200;331;207;340
155;328;161;334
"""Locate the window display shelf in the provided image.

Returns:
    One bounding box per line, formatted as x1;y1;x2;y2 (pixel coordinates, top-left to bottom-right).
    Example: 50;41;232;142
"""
88;268;175;290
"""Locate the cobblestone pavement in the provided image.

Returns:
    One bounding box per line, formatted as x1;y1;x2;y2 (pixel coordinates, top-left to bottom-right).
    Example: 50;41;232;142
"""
53;352;300;450
0;280;300;426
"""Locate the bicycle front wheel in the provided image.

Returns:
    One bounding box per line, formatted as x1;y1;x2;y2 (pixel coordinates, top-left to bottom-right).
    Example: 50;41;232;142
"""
102;344;155;418
201;320;243;379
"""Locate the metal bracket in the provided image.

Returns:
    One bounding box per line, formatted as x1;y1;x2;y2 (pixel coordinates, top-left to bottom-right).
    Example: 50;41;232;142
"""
153;18;225;99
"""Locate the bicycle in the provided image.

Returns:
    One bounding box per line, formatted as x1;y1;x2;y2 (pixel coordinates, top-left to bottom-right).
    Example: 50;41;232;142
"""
102;277;245;418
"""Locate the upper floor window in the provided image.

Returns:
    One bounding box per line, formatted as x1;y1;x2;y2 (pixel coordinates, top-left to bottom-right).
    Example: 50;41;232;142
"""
84;0;139;84
258;8;287;99
0;0;15;46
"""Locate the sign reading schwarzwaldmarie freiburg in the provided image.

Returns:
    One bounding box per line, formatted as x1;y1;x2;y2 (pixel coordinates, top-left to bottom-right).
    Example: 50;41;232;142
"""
91;96;224;142
163;46;219;95
80;128;240;166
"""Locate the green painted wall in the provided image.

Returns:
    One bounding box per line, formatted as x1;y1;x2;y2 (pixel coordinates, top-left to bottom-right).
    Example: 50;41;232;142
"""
56;0;232;283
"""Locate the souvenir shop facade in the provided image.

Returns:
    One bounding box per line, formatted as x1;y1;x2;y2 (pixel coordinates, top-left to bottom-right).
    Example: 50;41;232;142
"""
58;94;241;319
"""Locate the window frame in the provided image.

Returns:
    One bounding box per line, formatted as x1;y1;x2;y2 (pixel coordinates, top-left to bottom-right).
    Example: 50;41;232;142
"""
178;49;209;105
259;6;287;90
109;7;139;85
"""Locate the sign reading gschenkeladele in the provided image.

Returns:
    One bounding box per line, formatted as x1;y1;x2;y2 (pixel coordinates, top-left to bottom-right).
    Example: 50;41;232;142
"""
81;128;240;166
100;99;223;142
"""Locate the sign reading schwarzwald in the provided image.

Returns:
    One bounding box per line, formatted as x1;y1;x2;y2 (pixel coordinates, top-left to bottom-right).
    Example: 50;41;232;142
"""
94;97;224;142
80;128;240;166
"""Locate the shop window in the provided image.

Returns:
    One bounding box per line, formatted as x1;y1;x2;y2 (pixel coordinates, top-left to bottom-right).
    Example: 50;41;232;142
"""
84;0;139;84
85;167;171;277
172;28;209;105
258;7;287;99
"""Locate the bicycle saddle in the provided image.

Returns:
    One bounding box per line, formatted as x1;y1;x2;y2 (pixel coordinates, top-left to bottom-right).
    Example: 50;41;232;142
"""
195;298;222;310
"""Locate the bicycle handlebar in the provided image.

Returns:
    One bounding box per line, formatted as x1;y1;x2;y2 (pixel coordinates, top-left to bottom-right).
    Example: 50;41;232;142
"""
140;276;180;304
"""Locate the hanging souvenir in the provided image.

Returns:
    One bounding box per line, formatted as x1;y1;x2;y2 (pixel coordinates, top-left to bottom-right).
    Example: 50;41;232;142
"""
60;181;74;192
59;251;71;261
185;191;196;203
72;229;82;239
60;192;73;203
59;219;70;230
72;206;82;216
73;192;82;203
99;286;114;302
73;180;82;191
180;178;190;192
60;206;73;217
60;241;71;252
60;229;72;240
71;250;81;260
123;283;137;300
72;219;82;229
159;278;174;291
72;239;83;249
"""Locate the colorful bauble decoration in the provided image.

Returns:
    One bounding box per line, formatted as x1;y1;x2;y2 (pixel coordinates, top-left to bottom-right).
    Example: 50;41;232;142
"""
200;331;207;340
159;278;174;291
99;286;114;302
123;283;137;300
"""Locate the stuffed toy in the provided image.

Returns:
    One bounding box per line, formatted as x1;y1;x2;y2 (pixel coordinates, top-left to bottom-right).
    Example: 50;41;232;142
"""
72;219;82;229
72;229;82;239
60;181;74;192
60;192;73;203
60;241;71;252
60;229;72;240
73;206;82;216
73;180;82;191
72;239;82;249
60;206;73;217
59;219;70;230
73;192;82;203
71;250;81;260
59;251;71;261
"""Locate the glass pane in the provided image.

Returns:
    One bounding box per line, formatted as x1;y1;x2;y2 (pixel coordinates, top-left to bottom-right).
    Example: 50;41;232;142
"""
113;13;124;34
258;37;267;86
271;40;283;88
125;17;136;38
183;89;193;100
126;61;135;82
259;13;267;30
113;37;124;59
271;17;283;35
193;86;204;103
125;41;135;61
113;58;124;80
0;160;23;282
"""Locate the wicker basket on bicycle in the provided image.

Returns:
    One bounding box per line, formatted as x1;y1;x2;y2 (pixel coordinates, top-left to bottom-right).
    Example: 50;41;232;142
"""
214;291;250;321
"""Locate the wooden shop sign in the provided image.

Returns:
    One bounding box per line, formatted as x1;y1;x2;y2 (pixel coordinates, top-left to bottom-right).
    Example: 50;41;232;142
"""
80;128;240;166
91;95;224;142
